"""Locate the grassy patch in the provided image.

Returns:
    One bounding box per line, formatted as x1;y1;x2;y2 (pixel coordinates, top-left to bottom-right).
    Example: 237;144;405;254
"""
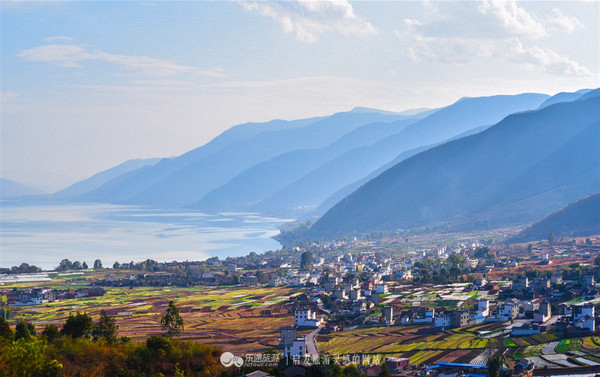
503;338;518;347
556;338;570;353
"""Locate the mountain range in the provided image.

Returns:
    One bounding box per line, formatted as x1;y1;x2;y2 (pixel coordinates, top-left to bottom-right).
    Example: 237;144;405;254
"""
508;193;600;243
305;91;599;239
42;88;600;242
62;93;548;217
0;178;46;198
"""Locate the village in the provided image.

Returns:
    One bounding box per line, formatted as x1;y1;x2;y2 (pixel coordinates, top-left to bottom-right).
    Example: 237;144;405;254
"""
2;234;600;376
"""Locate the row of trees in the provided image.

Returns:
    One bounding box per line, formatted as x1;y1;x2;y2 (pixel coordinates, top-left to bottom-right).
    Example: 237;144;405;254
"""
56;258;102;271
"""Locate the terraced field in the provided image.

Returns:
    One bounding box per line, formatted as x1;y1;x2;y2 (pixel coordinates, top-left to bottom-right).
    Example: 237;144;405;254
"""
318;325;488;362
8;282;304;354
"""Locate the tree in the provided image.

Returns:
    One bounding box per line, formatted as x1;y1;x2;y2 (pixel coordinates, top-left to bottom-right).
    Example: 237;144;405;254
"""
378;364;391;377
342;364;361;377
82;261;88;269
548;232;556;245
94;259;103;269
595;255;600;267
42;324;62;342
487;355;503;377
61;312;93;338
72;261;82;270
15;320;35;341
160;301;184;337
527;244;533;253
1;294;10;320
586;238;593;245
92;309;118;343
146;335;173;353
301;251;313;270
113;261;121;269
0;317;14;340
57;259;73;271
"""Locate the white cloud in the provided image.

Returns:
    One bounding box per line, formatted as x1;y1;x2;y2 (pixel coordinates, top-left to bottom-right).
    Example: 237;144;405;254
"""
505;38;591;76
17;42;225;78
239;0;377;43
404;18;421;27
479;0;547;38
398;29;495;64
547;8;583;33
399;24;592;77
398;2;593;77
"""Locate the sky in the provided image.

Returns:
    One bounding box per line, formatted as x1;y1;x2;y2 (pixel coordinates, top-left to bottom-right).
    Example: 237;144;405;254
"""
1;0;599;192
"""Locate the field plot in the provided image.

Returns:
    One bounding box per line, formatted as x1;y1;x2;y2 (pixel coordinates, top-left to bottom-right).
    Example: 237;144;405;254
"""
318;324;489;362
9;282;301;355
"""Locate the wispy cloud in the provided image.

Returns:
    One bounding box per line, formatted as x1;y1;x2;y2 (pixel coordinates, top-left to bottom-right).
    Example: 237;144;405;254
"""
398;2;592;77
479;0;547;38
239;0;377;43
400;24;591;77
18;42;225;78
547;8;583;33
505;38;591;76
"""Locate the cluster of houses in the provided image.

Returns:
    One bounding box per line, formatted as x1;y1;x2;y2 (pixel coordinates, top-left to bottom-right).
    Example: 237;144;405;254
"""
1;286;105;306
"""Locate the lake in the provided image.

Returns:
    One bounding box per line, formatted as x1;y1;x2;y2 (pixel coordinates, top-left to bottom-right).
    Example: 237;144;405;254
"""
0;201;287;270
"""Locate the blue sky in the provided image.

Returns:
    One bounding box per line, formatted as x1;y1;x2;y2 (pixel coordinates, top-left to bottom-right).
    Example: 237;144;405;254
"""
1;0;599;191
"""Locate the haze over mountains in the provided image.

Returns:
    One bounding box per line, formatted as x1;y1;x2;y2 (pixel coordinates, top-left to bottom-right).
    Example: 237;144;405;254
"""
509;193;600;243
77;111;409;206
28;88;599;242
0;178;45;198
59;93;547;213
306;91;600;239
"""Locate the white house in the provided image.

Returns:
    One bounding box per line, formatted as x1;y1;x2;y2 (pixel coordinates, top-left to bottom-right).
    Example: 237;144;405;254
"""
573;303;595;322
294;309;323;328
575;316;595;332
434;313;452;328
499;299;520;320
374;284;389;294
284;337;308;358
413;309;435;323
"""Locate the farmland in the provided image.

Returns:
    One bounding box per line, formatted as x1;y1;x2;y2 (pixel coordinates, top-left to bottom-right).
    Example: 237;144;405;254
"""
4;271;305;355
318;324;490;364
318;323;600;367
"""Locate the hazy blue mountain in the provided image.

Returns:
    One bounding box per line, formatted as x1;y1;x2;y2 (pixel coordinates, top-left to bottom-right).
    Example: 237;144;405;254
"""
508;193;600;243
79;111;409;206
537;89;591;109
191;119;418;211
306;94;600;240
253;93;548;216
314;124;491;216
577;87;600;101
0;178;45;198
350;106;436;118
53;158;161;199
78;116;324;204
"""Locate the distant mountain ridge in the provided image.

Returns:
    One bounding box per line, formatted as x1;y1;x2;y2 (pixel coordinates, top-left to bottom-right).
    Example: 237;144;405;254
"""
76;111;412;206
45;88;600;244
53;158;161;199
52;93;552;219
190;118;419;211
508;193;600;243
250;93;549;216
305;92;600;239
0;178;45;198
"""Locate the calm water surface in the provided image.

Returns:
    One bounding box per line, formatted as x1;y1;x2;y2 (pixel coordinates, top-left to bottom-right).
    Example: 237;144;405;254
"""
0;201;286;270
